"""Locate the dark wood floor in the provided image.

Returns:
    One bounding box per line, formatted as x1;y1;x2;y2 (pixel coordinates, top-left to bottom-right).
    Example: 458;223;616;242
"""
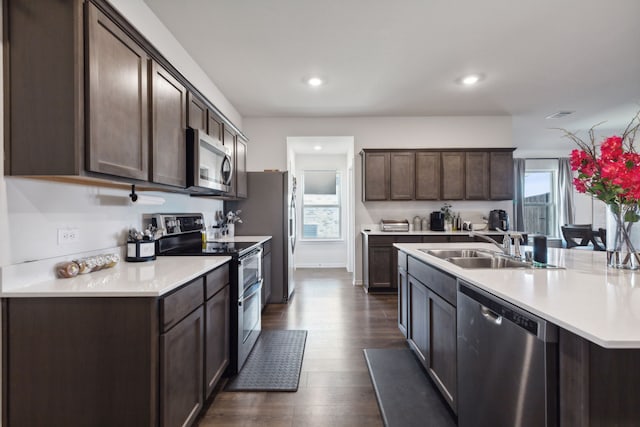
197;268;407;426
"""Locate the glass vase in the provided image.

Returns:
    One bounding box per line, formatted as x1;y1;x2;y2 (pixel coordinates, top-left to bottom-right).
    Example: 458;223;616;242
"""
606;204;640;269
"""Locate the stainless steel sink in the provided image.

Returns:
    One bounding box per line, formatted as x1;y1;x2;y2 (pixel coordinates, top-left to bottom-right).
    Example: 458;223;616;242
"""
420;248;497;259
446;256;532;269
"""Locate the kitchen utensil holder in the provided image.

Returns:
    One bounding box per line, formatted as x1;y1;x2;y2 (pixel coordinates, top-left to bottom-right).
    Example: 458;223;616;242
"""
126;240;156;262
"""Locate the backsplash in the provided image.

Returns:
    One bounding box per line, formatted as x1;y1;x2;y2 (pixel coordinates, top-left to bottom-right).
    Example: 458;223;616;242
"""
4;177;223;265
359;200;513;230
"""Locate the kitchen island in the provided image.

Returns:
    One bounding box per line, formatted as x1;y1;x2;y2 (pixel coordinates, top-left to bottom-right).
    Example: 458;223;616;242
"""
396;242;640;426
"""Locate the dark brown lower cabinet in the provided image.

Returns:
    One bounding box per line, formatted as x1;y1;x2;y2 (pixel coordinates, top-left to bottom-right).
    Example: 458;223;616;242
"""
397;251;409;337
408;276;429;363
161;307;204;427
205;285;230;397
2;263;230;427
406;257;457;413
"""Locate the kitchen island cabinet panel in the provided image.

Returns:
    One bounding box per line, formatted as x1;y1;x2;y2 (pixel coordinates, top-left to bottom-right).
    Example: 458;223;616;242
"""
390;152;415;200
415;152;441;200
86;2;149;181
398;251;409;337
427;290;457;411
151;62;187;187
408;276;429;364
160;307;204;427
406;255;458;412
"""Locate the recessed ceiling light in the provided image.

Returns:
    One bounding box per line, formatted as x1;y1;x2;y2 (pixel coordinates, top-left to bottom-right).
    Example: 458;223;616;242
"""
457;73;484;86
306;77;324;87
313;145;323;151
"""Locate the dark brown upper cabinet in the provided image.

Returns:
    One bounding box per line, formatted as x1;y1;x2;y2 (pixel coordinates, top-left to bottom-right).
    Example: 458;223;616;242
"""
390;152;416;200
464;152;489;200
223;127;248;199
361;148;514;201
150;62;187;187
441;152;465;200
235;138;248;199
86;2;149;181
490;151;515;200
207;113;223;143
4;0;247;192
363;151;390;201
416;152;441;200
187;92;208;133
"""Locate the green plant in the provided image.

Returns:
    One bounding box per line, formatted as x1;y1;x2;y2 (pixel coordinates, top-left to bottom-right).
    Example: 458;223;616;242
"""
440;203;453;222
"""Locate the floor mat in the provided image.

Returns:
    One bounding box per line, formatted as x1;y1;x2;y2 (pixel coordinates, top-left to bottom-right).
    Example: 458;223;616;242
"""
363;348;456;427
225;330;307;392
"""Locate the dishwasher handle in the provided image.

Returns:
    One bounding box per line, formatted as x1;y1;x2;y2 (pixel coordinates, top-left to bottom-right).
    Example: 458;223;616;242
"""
480;306;502;325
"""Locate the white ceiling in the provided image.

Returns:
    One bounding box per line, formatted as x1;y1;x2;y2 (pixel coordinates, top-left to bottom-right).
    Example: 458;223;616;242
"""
144;0;640;153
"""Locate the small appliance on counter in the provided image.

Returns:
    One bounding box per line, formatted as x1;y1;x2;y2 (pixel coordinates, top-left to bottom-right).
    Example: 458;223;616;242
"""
488;209;510;231
380;219;410;232
430;211;445;231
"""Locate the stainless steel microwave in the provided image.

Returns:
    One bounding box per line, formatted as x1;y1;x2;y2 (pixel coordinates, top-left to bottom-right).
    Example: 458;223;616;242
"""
186;128;233;193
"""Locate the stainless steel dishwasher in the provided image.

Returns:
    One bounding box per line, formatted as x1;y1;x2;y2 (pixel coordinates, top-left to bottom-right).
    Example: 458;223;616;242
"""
457;281;558;427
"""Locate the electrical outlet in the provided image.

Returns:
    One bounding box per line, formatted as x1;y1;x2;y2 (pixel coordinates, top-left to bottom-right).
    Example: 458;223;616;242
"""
58;228;80;245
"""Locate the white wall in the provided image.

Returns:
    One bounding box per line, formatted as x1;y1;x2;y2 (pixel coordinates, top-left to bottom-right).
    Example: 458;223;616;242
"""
5;177;223;264
294;154;348;268
243;116;514;283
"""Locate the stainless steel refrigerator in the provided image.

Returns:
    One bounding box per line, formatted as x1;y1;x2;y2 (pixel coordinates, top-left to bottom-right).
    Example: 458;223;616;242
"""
227;171;296;303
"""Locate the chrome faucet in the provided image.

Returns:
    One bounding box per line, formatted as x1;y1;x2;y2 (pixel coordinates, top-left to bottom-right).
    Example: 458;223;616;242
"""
469;231;508;253
469;230;524;258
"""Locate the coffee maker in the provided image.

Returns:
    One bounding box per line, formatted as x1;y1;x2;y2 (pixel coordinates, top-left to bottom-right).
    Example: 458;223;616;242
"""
430;211;445;231
488;210;510;231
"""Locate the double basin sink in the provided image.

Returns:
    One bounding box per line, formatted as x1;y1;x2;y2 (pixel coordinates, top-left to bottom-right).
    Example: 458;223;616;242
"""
420;248;532;269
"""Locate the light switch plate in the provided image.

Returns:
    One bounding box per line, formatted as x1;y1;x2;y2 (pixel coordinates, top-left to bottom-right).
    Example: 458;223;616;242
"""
58;228;80;245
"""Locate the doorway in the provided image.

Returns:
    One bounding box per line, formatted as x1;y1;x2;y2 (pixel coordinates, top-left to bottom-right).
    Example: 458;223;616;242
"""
286;137;355;278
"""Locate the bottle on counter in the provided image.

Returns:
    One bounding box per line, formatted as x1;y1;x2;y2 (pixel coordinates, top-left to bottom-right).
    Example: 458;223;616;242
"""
456;213;462;231
421;217;429;231
413;216;422;231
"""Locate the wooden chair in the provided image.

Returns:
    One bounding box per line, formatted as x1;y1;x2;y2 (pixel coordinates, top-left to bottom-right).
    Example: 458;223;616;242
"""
561;224;595;249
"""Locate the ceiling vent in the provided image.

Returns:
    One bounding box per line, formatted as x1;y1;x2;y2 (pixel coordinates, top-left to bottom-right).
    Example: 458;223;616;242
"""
545;111;574;119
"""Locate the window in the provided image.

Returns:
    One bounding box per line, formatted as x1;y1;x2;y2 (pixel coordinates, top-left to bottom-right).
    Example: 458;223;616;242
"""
524;170;557;236
302;170;341;239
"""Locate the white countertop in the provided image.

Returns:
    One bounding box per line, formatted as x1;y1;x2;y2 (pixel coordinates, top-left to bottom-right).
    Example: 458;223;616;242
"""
1;256;231;297
396;242;640;349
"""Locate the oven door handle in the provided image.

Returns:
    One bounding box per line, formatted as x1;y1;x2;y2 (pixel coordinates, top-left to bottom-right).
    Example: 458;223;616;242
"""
238;280;262;306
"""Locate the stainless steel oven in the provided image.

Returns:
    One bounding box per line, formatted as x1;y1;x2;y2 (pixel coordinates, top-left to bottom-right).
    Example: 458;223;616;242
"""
237;247;263;370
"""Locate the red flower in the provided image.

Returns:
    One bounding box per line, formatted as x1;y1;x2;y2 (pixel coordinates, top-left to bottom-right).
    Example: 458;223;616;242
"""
564;113;640;207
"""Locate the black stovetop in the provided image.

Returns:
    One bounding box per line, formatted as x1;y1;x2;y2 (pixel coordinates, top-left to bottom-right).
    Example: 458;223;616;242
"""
156;233;260;257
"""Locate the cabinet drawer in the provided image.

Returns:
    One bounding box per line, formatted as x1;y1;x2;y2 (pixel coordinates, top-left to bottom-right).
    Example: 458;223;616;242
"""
205;264;230;300
161;277;204;332
369;235;396;245
398;250;408;270
407;257;456;306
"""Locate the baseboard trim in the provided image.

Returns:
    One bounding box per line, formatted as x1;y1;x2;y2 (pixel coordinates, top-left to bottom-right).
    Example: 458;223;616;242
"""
295;263;346;268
